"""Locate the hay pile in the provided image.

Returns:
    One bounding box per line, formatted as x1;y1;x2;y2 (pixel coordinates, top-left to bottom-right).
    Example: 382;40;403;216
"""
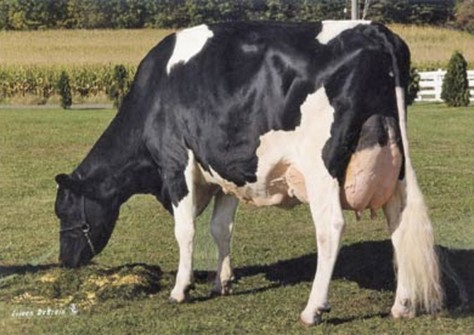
7;264;162;308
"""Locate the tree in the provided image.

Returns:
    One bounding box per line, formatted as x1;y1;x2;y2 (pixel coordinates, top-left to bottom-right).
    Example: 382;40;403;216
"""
107;65;129;108
110;0;148;29
455;0;474;34
263;0;288;21
407;66;420;105
57;71;72;109
441;51;470;107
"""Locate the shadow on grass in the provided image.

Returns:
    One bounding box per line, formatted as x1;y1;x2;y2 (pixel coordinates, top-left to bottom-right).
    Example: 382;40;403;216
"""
230;240;474;316
1;241;472;320
0;263;59;277
326;311;391;326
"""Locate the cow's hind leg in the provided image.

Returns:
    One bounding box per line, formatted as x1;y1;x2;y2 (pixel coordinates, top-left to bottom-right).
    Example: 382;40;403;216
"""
300;173;345;326
383;180;443;318
210;191;239;296
383;182;412;317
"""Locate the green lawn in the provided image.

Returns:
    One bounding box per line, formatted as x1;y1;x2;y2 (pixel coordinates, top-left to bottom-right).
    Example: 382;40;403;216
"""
0;103;473;334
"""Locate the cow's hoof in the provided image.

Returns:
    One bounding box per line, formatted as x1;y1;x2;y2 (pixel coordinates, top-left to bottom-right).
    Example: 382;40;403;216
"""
211;280;233;296
168;296;182;304
391;300;415;319
299;304;330;326
391;307;415;319
168;291;190;304
169;284;194;303
299;312;323;327
168;292;192;304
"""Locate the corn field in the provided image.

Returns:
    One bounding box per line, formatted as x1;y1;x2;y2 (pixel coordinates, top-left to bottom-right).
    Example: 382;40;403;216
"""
0;65;135;104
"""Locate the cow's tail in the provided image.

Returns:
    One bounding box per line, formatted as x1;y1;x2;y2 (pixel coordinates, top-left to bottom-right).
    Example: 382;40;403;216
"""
391;44;444;315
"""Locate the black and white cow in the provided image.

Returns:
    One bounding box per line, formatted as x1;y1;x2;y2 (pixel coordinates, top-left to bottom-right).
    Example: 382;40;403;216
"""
55;21;443;325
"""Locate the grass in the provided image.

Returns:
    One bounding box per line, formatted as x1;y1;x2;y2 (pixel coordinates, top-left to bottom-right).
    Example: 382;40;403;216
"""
0;25;472;69
0;103;473;334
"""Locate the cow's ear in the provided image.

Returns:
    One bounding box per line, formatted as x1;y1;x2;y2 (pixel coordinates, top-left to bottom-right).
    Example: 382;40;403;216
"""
55;173;71;187
55;173;81;193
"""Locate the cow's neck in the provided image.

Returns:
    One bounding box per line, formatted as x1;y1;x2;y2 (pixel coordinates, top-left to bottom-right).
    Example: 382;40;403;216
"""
73;109;161;205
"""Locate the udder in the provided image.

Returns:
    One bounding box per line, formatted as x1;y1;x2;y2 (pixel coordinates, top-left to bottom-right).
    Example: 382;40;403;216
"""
341;134;402;212
251;133;402;213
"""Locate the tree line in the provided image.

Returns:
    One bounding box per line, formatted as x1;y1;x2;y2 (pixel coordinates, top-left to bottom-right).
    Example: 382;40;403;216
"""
0;0;460;31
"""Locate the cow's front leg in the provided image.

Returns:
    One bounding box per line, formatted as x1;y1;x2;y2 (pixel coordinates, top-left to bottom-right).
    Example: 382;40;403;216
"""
210;191;239;296
300;176;345;326
169;154;199;303
169;195;196;303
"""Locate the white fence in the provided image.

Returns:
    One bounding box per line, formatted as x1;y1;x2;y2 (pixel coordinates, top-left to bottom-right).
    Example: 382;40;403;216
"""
416;69;474;102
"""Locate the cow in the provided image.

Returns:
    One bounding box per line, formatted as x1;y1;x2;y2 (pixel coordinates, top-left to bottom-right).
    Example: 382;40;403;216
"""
54;21;443;325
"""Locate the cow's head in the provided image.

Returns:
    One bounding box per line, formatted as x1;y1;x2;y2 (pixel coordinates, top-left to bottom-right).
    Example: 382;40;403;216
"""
54;173;119;268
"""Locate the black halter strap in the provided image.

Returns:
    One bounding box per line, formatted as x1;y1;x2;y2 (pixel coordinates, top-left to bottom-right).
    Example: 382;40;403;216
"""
59;187;97;256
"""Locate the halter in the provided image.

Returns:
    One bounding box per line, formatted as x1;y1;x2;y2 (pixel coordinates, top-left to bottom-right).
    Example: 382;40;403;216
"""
59;193;97;256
